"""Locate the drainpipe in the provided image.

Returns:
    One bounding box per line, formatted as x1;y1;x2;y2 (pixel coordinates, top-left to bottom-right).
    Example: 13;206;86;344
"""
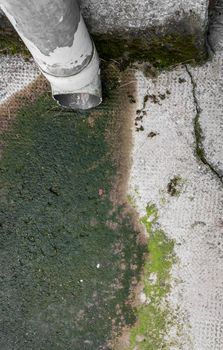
0;0;102;110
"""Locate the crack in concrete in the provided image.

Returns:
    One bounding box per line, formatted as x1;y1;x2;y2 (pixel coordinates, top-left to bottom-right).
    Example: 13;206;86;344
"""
185;64;223;183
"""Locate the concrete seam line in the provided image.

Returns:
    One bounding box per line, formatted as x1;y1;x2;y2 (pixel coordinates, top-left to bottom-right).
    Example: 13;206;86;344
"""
185;64;223;183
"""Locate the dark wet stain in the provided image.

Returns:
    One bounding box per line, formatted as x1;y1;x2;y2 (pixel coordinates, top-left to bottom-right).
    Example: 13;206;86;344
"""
0;93;145;350
148;131;159;138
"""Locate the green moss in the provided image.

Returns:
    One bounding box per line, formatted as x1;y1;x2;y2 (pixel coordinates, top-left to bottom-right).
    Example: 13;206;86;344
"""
130;204;175;349
100;61;122;98
0;29;30;57
0;92;145;349
93;32;207;70
167;176;184;197
127;194;137;208
0;26;206;72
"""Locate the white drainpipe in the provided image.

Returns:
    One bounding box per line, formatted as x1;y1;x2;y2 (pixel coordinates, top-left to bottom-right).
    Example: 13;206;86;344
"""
0;0;102;110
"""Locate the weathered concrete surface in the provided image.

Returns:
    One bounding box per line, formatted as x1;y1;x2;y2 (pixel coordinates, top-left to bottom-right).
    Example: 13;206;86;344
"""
0;56;39;103
129;67;223;349
81;0;209;34
1;0;209;51
208;0;223;52
1;1;223;349
0;71;144;350
128;5;223;347
188;53;223;178
0;1;209;34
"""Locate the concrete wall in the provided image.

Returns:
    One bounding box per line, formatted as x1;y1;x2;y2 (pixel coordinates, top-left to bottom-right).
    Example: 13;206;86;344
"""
0;0;210;54
1;1;209;34
81;0;209;34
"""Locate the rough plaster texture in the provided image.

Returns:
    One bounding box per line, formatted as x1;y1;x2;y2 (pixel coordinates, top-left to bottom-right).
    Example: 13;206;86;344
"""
128;5;223;346
208;0;223;52
0;56;39;103
189;53;223;178
129;66;223;349
1;0;209;40
81;0;209;34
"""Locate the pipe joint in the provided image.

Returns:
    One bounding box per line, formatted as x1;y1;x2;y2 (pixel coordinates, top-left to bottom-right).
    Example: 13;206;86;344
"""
49;44;102;110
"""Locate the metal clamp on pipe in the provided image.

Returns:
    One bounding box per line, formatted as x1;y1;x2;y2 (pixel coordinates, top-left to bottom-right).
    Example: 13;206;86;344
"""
0;0;102;110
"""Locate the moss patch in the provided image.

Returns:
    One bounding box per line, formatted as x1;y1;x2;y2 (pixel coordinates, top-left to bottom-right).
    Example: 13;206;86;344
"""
167;176;184;197
0;28;30;57
0;91;145;349
129;204;175;349
93;32;207;70
0;23;206;70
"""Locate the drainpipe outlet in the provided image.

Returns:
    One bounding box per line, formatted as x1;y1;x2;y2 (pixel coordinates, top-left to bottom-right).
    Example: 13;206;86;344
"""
49;44;102;110
0;0;102;110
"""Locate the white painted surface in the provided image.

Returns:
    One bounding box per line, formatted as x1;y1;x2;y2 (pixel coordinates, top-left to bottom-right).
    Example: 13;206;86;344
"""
0;5;101;109
47;45;100;95
0;8;93;77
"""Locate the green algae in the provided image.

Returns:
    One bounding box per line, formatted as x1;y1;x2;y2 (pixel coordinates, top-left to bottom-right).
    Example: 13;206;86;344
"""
167;176;185;197
129;204;175;350
93;32;207;70
0;23;206;70
0;93;145;349
0;29;30;57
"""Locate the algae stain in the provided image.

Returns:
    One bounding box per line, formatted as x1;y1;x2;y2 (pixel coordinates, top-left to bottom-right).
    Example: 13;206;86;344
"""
93;33;207;70
0;90;144;349
0;29;30;57
1;24;206;70
129;203;175;350
167;176;185;197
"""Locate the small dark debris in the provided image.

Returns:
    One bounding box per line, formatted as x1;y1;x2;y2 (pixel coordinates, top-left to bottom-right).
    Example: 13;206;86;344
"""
49;186;59;196
136;109;141;114
166;90;171;95
136;125;144;132
148;131;159;138
148;94;159;104
167;176;182;197
178;77;186;83
158;93;166;100
144;95;149;104
128;94;136;103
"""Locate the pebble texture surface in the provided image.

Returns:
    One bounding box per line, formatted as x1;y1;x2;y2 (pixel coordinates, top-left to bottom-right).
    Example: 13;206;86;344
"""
0;56;39;103
129;3;223;346
81;0;209;33
1;1;209;38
